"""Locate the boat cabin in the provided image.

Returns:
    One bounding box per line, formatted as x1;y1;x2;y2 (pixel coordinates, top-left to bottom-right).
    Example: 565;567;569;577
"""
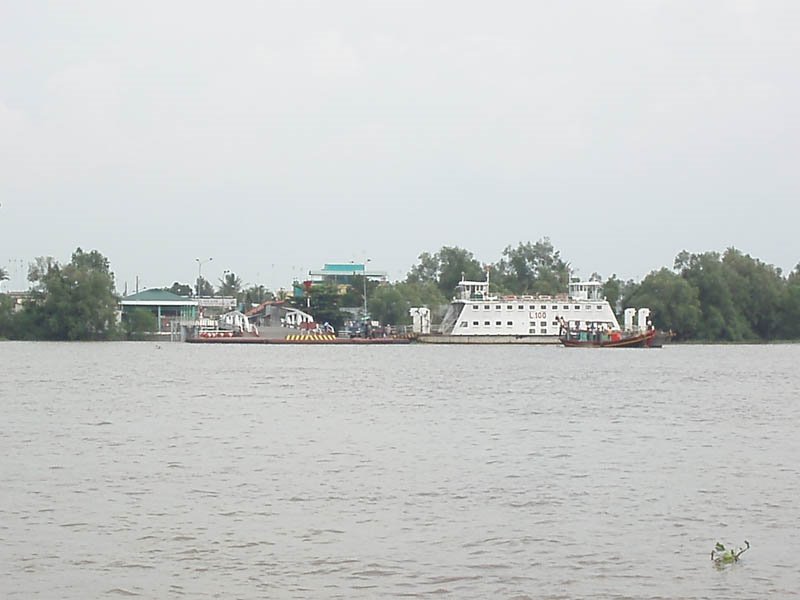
568;280;603;301
455;279;492;301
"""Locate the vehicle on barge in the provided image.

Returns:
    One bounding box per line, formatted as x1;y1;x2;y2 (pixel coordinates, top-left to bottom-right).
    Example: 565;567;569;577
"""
185;310;411;344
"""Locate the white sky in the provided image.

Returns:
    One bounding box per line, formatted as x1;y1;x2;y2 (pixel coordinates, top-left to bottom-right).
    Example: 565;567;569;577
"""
1;0;798;293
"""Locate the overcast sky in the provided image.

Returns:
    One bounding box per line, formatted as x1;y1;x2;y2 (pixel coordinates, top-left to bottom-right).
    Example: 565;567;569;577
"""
1;1;798;293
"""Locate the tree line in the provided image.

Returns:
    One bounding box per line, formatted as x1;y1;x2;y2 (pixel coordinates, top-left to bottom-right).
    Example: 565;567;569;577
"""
1;249;121;340
167;273;277;307
1;240;799;341
296;241;800;341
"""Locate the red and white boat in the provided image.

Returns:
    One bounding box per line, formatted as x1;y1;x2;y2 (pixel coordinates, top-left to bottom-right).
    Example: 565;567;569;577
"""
559;327;658;348
559;307;662;348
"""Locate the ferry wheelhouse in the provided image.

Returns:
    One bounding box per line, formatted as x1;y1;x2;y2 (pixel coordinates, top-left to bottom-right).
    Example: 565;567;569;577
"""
438;275;620;338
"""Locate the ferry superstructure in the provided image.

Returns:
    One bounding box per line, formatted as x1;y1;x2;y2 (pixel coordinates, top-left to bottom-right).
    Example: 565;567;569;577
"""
437;276;620;339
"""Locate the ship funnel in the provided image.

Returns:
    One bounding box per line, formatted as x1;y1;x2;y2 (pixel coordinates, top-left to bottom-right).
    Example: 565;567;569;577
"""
637;308;651;332
409;307;431;334
623;308;636;331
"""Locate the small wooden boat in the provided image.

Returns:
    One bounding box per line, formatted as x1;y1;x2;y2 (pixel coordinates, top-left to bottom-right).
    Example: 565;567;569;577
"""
559;328;658;348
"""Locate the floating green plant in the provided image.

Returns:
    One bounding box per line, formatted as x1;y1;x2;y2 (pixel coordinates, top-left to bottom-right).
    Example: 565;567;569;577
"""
711;540;750;565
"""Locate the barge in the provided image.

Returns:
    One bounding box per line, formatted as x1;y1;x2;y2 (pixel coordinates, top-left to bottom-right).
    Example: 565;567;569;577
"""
187;335;412;345
183;311;411;345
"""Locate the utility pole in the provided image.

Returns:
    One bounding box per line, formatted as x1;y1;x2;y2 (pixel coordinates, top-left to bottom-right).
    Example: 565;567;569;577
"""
196;257;213;297
363;258;371;322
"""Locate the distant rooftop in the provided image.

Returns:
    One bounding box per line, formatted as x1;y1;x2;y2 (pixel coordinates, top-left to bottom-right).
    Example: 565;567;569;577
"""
120;289;197;306
309;263;387;280
122;289;190;302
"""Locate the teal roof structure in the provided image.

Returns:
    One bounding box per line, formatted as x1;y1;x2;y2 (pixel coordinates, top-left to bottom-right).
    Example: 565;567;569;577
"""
323;263;366;272
309;263;387;279
121;289;192;302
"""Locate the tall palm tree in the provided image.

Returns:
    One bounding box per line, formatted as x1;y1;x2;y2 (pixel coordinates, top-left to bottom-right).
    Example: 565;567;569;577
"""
243;284;272;306
218;271;244;299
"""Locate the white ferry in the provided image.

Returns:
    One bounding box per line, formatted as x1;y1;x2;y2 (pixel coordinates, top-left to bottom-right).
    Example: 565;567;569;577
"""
431;274;620;343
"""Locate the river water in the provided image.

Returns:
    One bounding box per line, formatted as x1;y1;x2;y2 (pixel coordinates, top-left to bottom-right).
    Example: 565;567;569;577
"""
1;342;798;599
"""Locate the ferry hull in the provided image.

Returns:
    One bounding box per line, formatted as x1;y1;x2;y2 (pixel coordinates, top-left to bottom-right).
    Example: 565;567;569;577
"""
415;334;559;345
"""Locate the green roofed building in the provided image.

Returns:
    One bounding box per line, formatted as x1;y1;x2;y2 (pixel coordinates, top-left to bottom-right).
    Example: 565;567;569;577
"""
120;290;237;336
308;263;387;286
120;289;198;334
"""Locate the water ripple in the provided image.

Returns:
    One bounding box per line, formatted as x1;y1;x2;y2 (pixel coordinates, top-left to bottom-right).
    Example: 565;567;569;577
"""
1;342;798;598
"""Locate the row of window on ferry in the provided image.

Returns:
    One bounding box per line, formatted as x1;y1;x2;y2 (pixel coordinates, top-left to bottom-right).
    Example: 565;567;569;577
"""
460;320;553;334
461;320;552;327
471;304;604;311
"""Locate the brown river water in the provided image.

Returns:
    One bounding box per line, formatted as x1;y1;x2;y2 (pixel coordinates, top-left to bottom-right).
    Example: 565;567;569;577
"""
1;341;798;599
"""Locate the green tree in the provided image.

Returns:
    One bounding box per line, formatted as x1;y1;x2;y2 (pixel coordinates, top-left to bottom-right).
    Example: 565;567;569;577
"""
790;263;800;282
339;280;363;308
0;293;14;338
368;284;409;325
123;308;157;340
673;250;692;272
218;272;244;299
24;248;119;340
359;280;447;325
619;278;640;307
289;283;345;328
406;251;439;285
395;280;448;310
0;267;8;283
166;282;194;297
624;268;702;339
494;238;570;295
338;274;383;312
407;246;484;297
603;274;622;316
437;246;484;296
781;264;800;339
720;248;784;339
243;284;273;307
27;256;57;283
196;276;214;297
677;251;752;341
